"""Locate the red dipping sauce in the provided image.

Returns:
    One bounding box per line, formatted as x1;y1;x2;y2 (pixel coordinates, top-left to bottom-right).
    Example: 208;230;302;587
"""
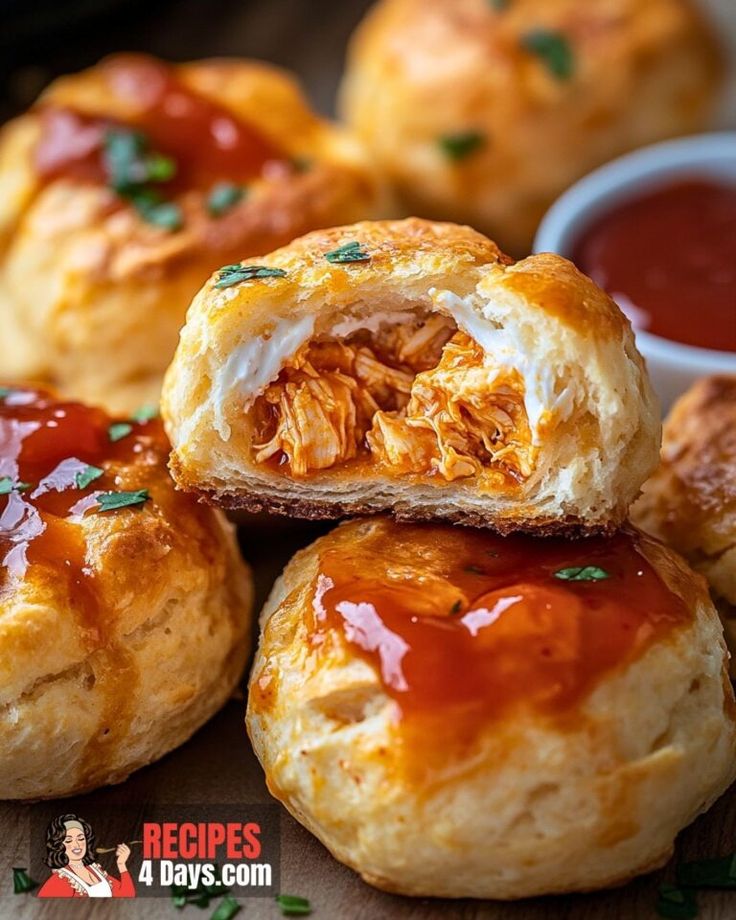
34;53;284;190
572;179;736;352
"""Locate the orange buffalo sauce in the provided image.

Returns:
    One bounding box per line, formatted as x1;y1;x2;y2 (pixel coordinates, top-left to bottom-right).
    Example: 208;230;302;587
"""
308;520;691;768
34;53;283;190
0;386;167;623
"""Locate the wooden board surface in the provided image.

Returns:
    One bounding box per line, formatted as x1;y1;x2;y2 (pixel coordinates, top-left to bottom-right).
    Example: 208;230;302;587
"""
1;0;736;917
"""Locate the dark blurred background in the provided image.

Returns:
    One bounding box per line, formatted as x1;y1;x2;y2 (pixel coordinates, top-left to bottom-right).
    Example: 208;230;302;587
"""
2;0;735;127
0;0;376;122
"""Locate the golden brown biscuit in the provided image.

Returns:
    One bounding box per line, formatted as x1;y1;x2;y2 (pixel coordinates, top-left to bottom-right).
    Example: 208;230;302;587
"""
0;385;253;799
162;218;660;536
633;375;736;649
247;517;736;899
0;53;383;414
340;0;722;254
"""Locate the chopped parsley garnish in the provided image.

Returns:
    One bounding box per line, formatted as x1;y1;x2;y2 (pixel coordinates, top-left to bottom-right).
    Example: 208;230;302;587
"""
108;422;133;442
438;131;485;161
75;465;104;490
103;129;182;231
449;600;462;615
146;153;176;183
131;404;159;423
104;129;146;190
464;564;485;575
214;264;288;289
655;850;736;916
13;867;39;895
171;870;230;909
0;478;30;495
0;387;13;400
207;182;245;217
324;241;370;264
276;894;312;916
521;30;574;80
489;0;509;9
96;489;149;512
210;896;241;920
554;565;610;582
656;883;698;919
135;197;183;231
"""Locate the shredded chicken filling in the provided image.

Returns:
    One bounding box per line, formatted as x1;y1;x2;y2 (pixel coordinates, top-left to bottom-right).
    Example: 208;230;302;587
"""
251;316;534;482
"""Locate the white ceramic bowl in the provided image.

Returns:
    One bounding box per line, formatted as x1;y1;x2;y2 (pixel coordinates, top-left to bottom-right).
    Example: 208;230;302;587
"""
534;133;736;411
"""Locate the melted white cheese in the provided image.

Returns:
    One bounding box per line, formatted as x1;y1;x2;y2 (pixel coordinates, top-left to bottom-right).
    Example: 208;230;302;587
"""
212;314;315;439
430;289;574;445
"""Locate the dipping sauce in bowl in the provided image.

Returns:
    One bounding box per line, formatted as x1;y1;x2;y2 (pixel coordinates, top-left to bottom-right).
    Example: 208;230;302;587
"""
571;179;736;353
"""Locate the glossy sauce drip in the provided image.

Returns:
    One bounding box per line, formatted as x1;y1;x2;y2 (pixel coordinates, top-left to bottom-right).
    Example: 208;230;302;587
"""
0;387;166;633
35;54;284;190
309;521;691;766
572;179;736;353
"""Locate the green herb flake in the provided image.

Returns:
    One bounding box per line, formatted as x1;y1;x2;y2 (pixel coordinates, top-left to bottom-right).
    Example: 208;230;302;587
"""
131;404;159;424
521;30;574;80
134;197;183;231
276;894;312;916
146;152;176;183
207;182;245;217
96;489;149;513
676;852;736;889
438;131;485;162
171;870;231;911
656;884;698;920
489;0;509;9
104;129;177;189
0;478;30;495
449;600;462;616
215;264;288;289
171;889;187;909
0;387;13;400
324;241;370;264
75;465;104;490
103;129;147;193
554;565;610;582
103;129;182;231
209;895;241;920
108;422;133;442
464;564;485;575
13;867;39;895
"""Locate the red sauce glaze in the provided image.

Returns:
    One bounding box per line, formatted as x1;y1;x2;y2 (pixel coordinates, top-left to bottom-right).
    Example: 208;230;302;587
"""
0;386;167;624
34;54;283;190
310;520;691;760
572;179;736;353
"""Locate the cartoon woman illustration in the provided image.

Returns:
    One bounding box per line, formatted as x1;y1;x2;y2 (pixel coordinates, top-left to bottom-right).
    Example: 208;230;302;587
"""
37;813;135;898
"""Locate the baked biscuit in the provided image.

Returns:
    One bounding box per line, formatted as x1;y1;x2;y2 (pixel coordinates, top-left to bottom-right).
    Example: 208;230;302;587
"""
162;218;660;535
340;0;722;254
633;375;736;652
0;385;253;799
247;517;736;899
0;53;382;413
